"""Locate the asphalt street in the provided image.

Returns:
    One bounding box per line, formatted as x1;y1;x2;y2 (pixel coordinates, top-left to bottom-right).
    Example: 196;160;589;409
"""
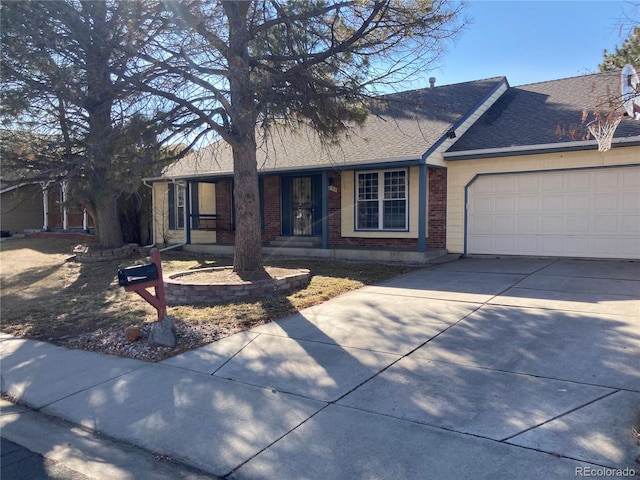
2;436;89;480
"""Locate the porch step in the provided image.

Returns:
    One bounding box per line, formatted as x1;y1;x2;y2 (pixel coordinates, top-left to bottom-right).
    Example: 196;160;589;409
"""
269;236;323;248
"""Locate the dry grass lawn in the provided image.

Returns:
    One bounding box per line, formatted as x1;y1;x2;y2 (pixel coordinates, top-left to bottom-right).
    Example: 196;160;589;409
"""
0;237;416;361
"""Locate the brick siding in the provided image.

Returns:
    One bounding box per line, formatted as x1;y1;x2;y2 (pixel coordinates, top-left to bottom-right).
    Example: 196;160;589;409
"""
165;267;310;304
214;178;234;244
427;167;447;249
328;171;343;245
211;168;446;250
261;175;281;243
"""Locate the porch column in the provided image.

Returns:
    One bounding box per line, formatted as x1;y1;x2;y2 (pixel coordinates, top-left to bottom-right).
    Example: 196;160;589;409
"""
62;181;69;230
83;210;88;231
151;182;157;245
41;183;49;230
321;171;329;249
184;181;191;244
418;164;428;252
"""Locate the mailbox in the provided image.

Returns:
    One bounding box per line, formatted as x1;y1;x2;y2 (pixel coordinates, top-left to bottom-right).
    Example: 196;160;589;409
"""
118;263;159;287
117;248;167;322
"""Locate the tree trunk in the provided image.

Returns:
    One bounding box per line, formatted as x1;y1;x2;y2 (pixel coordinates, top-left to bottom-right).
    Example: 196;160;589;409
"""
232;141;262;272
94;190;124;248
82;2;123;250
225;1;263;273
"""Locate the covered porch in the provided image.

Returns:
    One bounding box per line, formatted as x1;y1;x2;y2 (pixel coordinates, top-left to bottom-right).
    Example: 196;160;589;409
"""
42;181;94;232
152;164;448;261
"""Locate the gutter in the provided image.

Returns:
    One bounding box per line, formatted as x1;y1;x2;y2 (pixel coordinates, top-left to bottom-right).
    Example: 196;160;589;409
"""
141;180;156;246
0;183;25;194
444;136;640;161
142;157;424;183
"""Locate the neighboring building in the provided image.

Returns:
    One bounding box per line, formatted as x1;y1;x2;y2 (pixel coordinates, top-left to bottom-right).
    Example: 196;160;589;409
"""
0;179;94;235
0;182;43;234
1;130;95;235
146;72;640;261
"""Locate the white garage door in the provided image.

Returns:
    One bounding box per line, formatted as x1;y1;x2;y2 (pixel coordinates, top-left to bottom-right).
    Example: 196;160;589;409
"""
467;166;640;259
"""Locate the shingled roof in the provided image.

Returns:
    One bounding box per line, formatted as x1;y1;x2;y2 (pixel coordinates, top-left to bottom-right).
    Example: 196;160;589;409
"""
446;72;640;156
160;77;507;179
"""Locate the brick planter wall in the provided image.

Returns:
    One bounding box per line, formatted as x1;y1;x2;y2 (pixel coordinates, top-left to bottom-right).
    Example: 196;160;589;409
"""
75;243;139;263
165;267;310;305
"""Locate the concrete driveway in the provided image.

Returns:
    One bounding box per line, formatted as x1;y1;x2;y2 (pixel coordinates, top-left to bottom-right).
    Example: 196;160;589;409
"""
2;257;639;479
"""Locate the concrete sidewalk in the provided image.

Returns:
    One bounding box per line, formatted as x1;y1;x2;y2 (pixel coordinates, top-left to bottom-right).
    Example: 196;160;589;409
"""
2;257;639;479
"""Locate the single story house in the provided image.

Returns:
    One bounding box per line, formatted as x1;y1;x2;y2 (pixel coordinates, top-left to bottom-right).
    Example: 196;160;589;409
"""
147;72;640;261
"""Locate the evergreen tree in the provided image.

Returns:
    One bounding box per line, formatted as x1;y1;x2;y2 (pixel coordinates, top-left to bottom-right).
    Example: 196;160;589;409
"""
125;0;466;272
600;26;640;71
1;1;186;248
2;0;465;267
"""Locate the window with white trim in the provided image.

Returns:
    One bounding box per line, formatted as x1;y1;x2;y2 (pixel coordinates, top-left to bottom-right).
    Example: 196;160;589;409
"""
356;169;408;230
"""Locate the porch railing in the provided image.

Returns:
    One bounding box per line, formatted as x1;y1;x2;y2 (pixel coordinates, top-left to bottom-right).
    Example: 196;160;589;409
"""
189;214;218;231
47;211;94;230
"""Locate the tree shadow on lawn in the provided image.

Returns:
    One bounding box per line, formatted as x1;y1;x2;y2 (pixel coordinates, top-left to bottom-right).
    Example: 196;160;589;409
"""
0;239;413;358
1;244;155;342
0;236;87;255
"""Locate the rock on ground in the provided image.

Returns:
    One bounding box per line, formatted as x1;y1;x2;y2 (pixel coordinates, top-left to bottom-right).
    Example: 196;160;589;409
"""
148;316;177;348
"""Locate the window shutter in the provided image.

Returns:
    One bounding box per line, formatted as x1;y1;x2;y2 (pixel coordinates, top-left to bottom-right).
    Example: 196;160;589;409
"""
190;183;199;230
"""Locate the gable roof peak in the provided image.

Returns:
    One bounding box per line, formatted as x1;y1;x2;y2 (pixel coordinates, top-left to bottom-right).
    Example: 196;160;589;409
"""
447;70;640;155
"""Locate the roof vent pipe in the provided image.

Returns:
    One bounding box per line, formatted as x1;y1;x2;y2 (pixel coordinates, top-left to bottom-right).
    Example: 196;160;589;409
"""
429;77;436;88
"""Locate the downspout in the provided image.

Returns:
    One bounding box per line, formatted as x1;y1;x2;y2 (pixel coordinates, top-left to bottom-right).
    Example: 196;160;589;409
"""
144;178;191;251
159;243;186;253
142;179;157;247
143;179;189;252
144;178;189;250
41;183;49;231
62;181;69;230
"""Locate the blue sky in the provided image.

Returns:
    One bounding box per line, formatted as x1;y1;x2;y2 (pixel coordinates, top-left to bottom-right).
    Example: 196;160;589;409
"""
418;0;638;87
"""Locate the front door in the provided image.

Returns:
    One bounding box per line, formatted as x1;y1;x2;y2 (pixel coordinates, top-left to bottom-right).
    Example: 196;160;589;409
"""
292;176;313;235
